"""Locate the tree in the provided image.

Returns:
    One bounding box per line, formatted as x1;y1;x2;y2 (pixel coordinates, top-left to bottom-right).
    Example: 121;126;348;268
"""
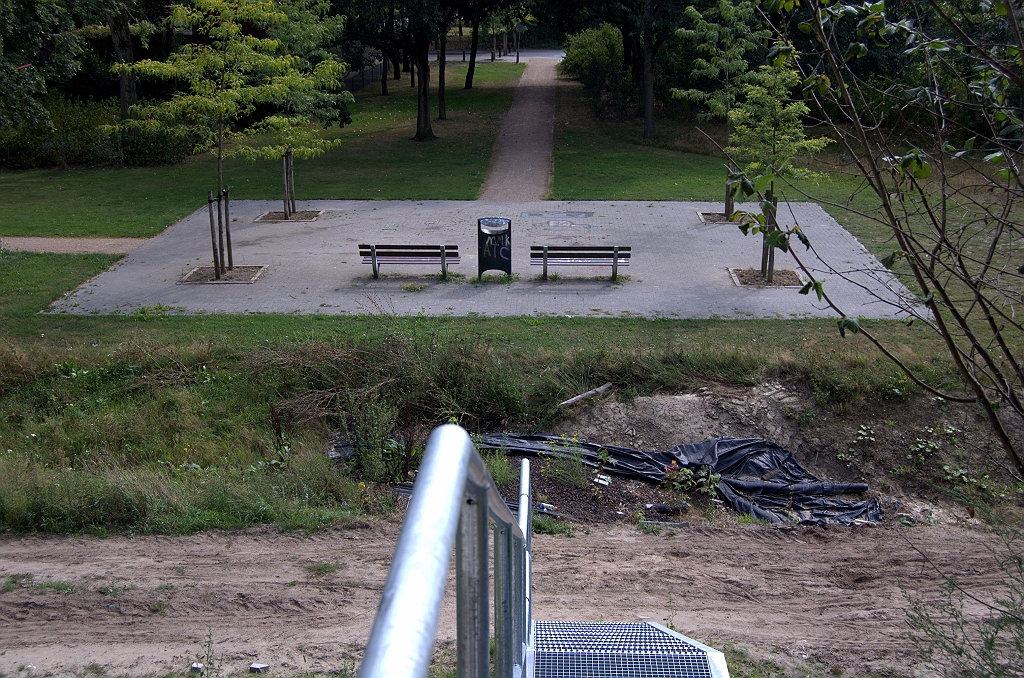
726;57;831;281
74;1;164;122
395;0;446;140
739;0;1024;475
571;0;684;139
0;0;82;128
333;0;401;95
672;0;768;215
126;0;348;193
235;0;353;217
459;0;491;89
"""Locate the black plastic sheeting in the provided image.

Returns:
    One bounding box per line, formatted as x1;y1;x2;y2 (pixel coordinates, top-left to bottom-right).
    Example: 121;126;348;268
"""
479;434;883;526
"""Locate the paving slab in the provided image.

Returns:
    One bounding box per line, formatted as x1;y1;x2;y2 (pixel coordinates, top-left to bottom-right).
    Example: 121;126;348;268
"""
49;200;911;319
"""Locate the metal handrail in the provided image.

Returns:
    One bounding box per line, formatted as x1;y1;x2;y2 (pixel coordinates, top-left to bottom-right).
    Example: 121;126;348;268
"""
358;425;532;678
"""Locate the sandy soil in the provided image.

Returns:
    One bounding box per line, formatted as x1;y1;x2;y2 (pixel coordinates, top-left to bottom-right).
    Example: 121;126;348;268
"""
0;519;1005;677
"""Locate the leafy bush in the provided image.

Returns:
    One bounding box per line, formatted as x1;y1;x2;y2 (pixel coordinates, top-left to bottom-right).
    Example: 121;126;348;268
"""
560;24;635;120
0;94;208;169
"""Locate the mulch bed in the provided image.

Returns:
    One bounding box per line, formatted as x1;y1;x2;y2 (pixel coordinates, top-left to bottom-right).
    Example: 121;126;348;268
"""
255;211;322;222
178;265;266;284
731;267;802;287
699;212;737;224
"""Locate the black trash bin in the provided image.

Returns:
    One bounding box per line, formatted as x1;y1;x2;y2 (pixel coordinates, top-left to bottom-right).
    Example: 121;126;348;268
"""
478;217;512;279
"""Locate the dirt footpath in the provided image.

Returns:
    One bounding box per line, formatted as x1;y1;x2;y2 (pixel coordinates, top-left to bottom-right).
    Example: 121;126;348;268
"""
1;237;146;254
0;521;1005;676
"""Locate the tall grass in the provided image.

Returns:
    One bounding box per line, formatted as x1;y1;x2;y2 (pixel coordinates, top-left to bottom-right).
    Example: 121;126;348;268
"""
0;251;967;534
0;317;960;534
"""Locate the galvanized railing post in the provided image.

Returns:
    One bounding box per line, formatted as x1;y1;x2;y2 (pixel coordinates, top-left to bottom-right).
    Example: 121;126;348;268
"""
358;425;473;678
457;481;490;678
493;524;514;678
518;459;533;646
359;426;532;678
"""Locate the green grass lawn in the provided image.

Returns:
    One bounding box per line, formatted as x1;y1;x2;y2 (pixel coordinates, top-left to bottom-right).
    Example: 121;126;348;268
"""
0;62;524;239
551;79;894;256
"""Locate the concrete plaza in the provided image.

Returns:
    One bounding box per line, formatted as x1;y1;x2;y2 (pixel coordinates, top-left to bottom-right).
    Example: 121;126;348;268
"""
50;199;910;319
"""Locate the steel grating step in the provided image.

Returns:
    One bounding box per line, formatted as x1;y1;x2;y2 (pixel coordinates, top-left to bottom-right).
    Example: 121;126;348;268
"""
531;621;729;678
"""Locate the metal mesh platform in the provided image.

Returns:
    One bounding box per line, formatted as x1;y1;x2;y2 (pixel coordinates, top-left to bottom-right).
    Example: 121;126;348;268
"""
532;622;718;678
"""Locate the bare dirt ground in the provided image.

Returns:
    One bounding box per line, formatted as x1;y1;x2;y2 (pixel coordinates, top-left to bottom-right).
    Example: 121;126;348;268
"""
0;237;145;254
2;387;1017;677
0;521;1006;677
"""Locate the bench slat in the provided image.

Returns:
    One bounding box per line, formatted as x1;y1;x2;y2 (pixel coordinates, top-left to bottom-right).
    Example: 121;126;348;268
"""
359;245;460;250
362;257;463;264
529;259;630;265
530;244;631;281
529;253;630;260
529;246;630;253
359;243;460;279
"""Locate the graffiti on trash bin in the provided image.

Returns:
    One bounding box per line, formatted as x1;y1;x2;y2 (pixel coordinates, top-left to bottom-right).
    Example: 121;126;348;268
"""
483;233;511;261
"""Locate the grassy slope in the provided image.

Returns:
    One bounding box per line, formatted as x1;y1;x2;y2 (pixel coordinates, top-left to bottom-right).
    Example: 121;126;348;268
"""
0;62;524;239
0;249;959;534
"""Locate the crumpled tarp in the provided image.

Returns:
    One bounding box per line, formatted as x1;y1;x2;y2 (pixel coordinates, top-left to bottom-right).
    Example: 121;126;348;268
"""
479;434;882;526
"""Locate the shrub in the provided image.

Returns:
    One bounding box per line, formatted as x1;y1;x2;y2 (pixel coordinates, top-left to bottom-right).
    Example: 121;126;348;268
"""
560;24;635;120
0;94;208;169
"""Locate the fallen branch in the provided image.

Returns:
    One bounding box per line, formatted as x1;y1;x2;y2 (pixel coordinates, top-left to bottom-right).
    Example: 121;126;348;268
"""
558;383;612;408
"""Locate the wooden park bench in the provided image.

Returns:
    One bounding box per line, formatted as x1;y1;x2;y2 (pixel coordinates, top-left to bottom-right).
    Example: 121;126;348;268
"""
530;245;631;281
359;244;461;279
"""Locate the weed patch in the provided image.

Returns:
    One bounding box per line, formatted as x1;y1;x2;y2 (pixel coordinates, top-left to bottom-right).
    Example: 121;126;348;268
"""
532;515;575;536
305;560;344;578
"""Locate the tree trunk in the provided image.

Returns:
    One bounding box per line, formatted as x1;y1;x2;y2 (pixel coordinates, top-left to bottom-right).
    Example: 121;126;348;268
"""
761;185;777;277
217;116;224;194
224;185;233;269
282;154;291;219
622;29;633;76
438;35;447;120
381;53;389;95
391;51;400;80
288;150;296;213
465;19;479;89
107;7;137;122
642;29;656;139
624;32;642;87
413;43;436;141
638;0;655;140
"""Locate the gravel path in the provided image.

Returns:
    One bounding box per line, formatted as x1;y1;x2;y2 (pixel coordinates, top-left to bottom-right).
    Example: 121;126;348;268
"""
478;58;558;201
1;236;145;254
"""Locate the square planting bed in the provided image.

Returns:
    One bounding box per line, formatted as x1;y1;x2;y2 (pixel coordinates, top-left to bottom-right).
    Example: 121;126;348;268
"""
728;267;804;288
254;210;323;222
178;265;267;284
